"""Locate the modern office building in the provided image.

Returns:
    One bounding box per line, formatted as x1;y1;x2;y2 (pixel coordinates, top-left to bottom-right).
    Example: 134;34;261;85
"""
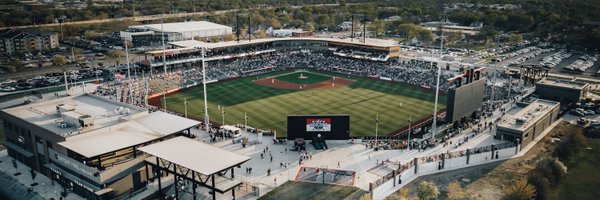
119;21;233;46
496;99;560;147
0;29;60;55
535;78;589;106
0;94;199;199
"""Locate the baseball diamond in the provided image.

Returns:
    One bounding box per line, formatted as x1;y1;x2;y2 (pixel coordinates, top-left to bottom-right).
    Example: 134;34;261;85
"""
151;69;446;137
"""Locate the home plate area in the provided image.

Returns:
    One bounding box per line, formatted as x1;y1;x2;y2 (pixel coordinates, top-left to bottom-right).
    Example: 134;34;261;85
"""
295;166;356;186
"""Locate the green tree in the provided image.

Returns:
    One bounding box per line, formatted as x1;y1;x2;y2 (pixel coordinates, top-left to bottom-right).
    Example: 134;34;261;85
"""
289;19;304;28
502;179;536;200
302;23;315;32
509;34;524;45
369;20;385;37
417;29;433;43
479;25;499;43
106;50;125;66
417;181;439;200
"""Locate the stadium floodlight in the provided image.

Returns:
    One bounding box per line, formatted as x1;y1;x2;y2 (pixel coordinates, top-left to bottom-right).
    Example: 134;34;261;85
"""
124;39;133;105
201;47;210;134
430;18;445;143
161;15;167;74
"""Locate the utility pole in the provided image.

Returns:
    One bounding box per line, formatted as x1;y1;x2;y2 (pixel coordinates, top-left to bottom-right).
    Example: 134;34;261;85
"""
201;47;210;134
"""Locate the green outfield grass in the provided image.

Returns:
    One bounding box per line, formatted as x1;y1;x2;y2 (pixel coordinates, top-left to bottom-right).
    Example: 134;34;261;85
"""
275;72;331;84
160;69;446;137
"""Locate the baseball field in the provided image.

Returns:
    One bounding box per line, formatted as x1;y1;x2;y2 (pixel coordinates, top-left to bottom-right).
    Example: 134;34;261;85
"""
155;69;446;137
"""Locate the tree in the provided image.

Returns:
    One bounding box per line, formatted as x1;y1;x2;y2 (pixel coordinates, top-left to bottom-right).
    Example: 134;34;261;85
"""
509;34;523;45
369;20;385;37
502;179;536;200
289;19;304;28
266;18;282;29
533;157;568;186
255;30;268;38
479;25;499;43
417;181;439;200
106;50;125;66
447;181;464;200
445;32;463;45
53;55;68;66
397;23;419;40
417;29;433;44
302;23;315;32
222;34;235;41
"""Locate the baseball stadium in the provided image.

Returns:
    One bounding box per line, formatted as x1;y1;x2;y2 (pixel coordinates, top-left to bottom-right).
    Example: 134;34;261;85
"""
151;68;446;137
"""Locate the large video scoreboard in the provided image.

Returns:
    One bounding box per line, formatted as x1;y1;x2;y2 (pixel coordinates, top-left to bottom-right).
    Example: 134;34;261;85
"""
287;115;350;140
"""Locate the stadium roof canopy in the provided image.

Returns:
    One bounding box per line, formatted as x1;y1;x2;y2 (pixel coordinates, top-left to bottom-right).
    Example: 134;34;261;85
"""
146;37;398;55
58;111;200;158
139;136;250;176
129;21;231;33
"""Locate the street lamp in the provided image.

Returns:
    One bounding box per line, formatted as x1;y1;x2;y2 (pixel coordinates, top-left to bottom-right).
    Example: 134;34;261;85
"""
374;113;379;149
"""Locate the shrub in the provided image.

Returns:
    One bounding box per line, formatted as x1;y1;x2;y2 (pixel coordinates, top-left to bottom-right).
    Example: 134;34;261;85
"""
446;181;464;200
501;179;536;200
417;181;439;200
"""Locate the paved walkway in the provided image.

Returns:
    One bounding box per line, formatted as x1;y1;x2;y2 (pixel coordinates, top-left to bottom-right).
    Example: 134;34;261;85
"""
0;151;84;200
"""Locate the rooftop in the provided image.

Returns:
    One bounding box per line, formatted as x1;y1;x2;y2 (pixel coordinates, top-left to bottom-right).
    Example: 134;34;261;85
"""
537;78;589;90
129;21;232;33
2;94;145;137
498;99;560;132
58;111;200;158
139;136;251;176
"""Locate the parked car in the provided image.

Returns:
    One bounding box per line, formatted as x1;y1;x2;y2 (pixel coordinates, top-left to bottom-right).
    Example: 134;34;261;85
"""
590;120;600;127
571;109;585;116
0;86;16;92
584;110;596;115
577;118;589;125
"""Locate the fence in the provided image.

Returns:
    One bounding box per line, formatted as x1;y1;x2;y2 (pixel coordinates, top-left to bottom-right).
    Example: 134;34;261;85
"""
370;141;518;200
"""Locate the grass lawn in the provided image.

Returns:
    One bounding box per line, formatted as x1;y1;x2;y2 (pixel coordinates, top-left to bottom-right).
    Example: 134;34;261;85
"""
160;69;446;137
552;136;600;200
259;181;366;200
275;72;331;84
